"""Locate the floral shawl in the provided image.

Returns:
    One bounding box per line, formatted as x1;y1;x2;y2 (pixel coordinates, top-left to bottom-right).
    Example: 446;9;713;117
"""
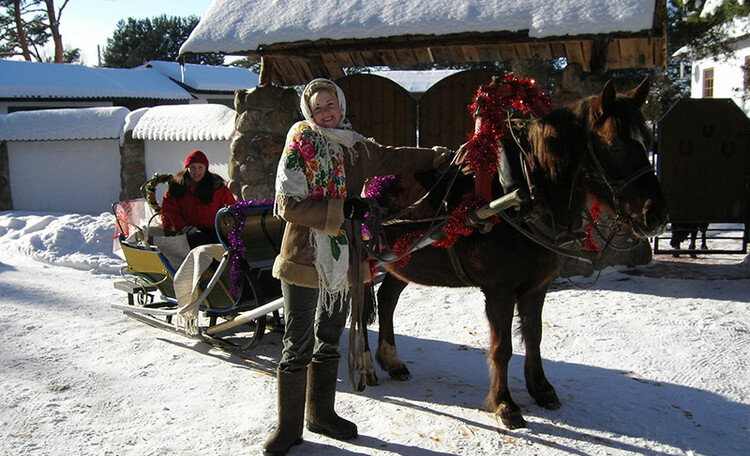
274;79;367;306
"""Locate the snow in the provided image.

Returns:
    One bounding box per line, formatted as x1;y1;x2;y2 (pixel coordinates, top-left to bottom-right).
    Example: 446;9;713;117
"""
1;209;748;456
370;69;462;94
0;60;192;100
181;0;657;55
140;60;260;92
129;104;236;142
0;107;130;142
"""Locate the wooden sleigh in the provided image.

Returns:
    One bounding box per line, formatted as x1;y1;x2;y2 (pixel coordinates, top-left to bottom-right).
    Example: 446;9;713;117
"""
111;185;285;353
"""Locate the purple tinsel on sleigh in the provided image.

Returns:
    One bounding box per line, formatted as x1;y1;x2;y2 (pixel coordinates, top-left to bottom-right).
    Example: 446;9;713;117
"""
227;199;275;296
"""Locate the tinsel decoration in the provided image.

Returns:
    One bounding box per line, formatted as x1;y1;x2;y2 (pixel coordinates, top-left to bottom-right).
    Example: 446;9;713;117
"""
583;198;602;252
368;74;553;269
364;174;396;199
433;194;500;249
227;199;275;295
391;230;425;269
463;74;552;180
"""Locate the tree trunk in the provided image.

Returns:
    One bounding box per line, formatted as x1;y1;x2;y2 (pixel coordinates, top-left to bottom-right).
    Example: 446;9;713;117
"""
13;0;32;61
44;0;63;62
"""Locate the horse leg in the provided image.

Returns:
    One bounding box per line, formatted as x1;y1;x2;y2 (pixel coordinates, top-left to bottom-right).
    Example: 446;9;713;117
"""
689;229;698;258
362;282;379;386
483;286;526;429
700;224;709;250
518;286;560;410
374;273;412;381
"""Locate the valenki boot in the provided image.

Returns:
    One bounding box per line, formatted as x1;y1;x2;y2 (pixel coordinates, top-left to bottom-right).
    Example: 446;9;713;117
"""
305;360;358;440
263;370;306;456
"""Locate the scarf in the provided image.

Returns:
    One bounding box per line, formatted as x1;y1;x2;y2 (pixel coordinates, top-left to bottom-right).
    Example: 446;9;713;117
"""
275;79;367;308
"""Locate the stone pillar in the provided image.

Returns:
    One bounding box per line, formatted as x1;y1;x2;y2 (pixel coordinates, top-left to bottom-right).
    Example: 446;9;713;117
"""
120;131;147;201
230;84;300;201
0;142;11;210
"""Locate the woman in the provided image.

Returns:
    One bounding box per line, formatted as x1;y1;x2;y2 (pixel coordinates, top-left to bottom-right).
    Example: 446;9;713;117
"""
266;78;450;455
161;150;236;248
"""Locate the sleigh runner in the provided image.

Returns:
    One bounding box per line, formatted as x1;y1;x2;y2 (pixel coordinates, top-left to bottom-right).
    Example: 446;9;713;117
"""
112;189;285;354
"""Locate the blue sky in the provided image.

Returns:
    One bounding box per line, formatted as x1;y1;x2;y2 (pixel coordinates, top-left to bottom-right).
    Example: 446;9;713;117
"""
59;0;213;66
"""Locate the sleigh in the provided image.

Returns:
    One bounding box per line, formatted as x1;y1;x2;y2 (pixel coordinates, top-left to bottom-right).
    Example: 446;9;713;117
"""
111;188;285;353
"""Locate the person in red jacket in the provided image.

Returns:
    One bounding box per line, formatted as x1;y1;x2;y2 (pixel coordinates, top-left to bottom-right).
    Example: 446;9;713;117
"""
161;150;236;248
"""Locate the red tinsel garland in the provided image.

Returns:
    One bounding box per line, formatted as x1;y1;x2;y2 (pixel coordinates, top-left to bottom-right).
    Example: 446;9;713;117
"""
463;73;552;178
388;73;552;268
432;194;500;249
583;198;602;252
391;230;425;269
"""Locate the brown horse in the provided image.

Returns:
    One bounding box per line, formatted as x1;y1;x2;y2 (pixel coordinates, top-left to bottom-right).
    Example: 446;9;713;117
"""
360;78;668;429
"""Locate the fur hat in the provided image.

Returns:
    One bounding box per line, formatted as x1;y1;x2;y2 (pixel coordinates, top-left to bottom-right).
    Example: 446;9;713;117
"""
184;150;209;169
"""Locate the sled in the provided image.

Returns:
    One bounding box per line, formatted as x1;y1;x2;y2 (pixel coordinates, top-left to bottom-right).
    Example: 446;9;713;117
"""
111;196;285;353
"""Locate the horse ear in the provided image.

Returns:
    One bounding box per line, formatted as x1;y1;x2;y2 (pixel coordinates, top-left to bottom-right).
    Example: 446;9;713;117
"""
626;77;650;108
592;80;616;122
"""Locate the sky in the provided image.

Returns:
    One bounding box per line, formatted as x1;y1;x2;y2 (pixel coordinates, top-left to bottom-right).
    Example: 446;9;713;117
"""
58;0;214;66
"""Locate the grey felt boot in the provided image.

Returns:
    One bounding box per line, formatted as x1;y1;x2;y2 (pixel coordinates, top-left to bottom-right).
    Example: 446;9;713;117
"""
263;370;306;456
305;360;358;440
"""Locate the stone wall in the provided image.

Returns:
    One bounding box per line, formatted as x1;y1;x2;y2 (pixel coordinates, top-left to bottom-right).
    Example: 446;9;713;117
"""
120;131;147;201
229;84;300;201
0;142;11;210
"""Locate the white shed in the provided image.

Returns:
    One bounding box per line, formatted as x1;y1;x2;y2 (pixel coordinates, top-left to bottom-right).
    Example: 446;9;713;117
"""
127;104;236;200
0;107;128;214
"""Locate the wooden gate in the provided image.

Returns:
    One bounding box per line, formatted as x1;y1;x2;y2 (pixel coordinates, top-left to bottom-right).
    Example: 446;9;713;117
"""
655;98;750;253
336;73;417;147
418;70;496;149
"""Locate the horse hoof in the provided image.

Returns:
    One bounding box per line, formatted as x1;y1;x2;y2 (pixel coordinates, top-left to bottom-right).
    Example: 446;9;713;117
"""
532;389;561;410
495;405;527;430
364;372;380;386
388;366;412;381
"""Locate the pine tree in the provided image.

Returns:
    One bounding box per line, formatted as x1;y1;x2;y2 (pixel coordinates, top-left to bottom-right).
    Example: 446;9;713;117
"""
101;15;224;68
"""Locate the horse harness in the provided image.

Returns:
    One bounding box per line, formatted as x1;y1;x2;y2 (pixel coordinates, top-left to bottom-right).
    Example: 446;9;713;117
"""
360;115;657;282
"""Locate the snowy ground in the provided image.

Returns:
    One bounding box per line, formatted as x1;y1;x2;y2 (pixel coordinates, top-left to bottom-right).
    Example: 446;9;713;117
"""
1;211;748;456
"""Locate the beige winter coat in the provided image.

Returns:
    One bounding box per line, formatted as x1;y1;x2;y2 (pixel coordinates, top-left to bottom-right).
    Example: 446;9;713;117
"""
273;139;442;288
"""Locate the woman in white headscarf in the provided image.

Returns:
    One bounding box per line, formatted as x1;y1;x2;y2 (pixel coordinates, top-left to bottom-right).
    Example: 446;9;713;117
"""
265;78;450;456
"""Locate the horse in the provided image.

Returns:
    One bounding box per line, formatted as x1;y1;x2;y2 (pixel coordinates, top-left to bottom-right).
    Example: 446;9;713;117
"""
359;77;669;430
670;222;708;257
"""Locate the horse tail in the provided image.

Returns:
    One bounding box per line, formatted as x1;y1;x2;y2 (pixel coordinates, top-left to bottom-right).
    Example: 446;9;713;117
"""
363;282;377;325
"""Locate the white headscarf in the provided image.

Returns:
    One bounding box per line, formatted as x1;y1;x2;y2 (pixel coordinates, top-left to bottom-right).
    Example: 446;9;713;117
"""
300;78;367;152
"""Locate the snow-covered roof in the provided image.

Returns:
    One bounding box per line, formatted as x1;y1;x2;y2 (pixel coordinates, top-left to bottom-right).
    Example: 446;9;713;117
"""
139;61;260;92
0;60;192;100
369;70;461;93
180;0;657;55
0;107;130;141
129;104;236;141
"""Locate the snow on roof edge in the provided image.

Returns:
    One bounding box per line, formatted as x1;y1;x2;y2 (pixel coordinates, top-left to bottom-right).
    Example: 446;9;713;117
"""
0;107;131;142
130;104;236;142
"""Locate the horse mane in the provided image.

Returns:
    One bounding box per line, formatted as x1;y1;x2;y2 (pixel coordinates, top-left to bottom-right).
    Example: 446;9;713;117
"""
522;97;594;184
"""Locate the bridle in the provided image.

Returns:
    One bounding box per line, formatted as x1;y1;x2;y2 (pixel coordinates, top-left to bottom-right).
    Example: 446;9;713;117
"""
585;134;657;208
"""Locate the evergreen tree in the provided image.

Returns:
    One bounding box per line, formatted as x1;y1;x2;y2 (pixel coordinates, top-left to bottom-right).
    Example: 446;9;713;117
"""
101;15;224;68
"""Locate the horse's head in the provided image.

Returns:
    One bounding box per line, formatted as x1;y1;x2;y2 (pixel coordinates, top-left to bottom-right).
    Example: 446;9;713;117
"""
578;78;668;238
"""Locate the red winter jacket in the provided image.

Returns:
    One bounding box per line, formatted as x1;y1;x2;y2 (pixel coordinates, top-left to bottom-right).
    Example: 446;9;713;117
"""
161;184;236;232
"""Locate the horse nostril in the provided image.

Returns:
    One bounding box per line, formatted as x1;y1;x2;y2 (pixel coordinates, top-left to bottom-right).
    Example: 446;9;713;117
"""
643;201;668;236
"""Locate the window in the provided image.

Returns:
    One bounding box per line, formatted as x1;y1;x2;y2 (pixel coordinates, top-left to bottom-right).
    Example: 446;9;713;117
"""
703;68;714;98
